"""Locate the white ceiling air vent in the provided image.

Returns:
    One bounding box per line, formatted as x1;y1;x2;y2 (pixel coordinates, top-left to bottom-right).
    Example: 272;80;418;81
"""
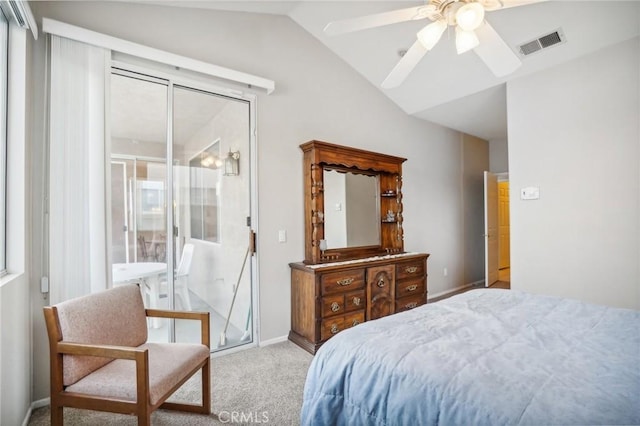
517;29;566;57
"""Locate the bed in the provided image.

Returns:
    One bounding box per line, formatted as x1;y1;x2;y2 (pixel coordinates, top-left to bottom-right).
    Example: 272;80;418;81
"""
301;289;640;425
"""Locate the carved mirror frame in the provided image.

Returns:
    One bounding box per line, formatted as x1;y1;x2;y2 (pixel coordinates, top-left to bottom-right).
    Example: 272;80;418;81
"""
300;140;407;264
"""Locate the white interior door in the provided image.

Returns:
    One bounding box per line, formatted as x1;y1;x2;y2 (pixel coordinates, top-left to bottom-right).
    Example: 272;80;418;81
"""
484;171;499;287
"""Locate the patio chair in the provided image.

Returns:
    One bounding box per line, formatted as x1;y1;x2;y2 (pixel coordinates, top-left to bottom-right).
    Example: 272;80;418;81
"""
43;284;211;425
147;243;194;311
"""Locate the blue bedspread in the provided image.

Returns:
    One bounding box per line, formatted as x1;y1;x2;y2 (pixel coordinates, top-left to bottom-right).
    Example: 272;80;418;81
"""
301;289;640;425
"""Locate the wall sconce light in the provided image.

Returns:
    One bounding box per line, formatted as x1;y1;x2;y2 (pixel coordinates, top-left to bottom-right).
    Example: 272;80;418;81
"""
224;150;240;176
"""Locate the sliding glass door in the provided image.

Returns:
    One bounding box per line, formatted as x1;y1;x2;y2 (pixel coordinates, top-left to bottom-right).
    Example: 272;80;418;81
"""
109;68;255;351
172;86;252;348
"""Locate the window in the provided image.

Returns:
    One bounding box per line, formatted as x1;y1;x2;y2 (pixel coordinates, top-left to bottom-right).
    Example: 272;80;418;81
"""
0;8;8;276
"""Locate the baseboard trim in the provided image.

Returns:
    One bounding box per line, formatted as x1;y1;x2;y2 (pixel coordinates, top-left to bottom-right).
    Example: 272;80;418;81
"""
259;335;288;347
22;398;50;426
428;284;469;300
468;279;485;288
21;407;32;426
428;280;485;302
32;397;50;409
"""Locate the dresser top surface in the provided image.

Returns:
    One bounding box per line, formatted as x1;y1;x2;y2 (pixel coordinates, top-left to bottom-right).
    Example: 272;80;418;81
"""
290;252;429;272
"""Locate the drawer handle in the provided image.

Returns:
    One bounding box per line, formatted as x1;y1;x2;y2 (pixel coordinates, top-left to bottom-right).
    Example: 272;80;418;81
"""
352;297;361;306
337;277;354;286
406;284;418;292
377;278;386;288
352;319;360;327
331;302;340;312
405;266;418;274
405;302;418;309
330;324;340;334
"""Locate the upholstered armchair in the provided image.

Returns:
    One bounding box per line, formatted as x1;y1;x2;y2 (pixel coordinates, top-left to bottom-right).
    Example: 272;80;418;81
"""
43;284;211;425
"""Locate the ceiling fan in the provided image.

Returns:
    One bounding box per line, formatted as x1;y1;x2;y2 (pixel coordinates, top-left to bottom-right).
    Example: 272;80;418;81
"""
324;0;545;88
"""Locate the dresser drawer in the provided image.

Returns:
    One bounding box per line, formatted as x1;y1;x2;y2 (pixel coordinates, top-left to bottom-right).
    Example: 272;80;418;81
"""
321;294;345;317
321;269;365;294
320;316;345;341
395;260;425;281
344;311;364;329
320;311;364;341
395;293;425;313
396;277;425;298
344;290;365;312
321;289;366;317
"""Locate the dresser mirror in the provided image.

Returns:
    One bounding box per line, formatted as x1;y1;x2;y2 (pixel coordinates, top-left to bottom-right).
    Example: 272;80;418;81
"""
323;168;380;249
300;140;406;264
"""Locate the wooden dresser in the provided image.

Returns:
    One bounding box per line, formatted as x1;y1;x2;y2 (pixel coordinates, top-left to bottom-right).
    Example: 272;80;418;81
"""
290;140;429;354
289;253;429;354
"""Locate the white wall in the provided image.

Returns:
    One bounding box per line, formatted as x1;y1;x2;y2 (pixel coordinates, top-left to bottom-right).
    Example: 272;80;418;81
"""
27;1;480;401
489;138;508;173
507;37;640;309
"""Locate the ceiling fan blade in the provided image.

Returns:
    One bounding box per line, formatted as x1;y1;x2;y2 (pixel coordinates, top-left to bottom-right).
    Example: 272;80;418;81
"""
324;6;429;36
479;0;548;11
500;0;548;9
381;39;428;89
473;22;522;77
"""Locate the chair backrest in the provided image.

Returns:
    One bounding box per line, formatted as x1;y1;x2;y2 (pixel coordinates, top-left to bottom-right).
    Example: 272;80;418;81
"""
50;284;148;386
176;243;194;277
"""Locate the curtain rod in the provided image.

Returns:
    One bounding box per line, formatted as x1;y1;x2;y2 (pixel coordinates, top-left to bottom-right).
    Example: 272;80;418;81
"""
41;18;275;94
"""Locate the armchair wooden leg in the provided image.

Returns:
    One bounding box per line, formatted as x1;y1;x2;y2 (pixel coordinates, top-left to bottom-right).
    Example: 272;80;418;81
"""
137;412;151;426
51;404;63;426
203;360;211;414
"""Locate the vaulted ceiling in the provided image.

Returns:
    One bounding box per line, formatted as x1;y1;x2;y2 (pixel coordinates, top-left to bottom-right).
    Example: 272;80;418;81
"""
144;1;640;141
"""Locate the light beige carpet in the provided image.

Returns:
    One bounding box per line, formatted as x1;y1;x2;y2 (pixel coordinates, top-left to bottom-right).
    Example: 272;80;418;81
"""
29;341;313;425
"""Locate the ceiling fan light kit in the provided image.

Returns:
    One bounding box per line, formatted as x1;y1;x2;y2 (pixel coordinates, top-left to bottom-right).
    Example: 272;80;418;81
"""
417;19;447;50
455;2;485;31
325;0;540;88
455;25;480;54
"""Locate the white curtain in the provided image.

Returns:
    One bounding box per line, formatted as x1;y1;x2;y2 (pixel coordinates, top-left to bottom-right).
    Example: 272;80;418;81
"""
49;35;109;303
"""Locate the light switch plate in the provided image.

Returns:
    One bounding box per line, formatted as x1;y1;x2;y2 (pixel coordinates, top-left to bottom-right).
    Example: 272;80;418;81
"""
521;186;540;200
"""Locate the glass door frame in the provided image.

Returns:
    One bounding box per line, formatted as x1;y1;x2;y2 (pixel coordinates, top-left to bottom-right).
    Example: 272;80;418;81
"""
109;61;260;351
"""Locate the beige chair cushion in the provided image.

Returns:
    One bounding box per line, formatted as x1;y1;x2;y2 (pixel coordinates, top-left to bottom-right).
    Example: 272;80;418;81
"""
55;284;148;386
65;342;210;405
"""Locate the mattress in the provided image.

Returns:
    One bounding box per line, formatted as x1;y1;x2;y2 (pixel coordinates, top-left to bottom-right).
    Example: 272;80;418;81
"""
301;289;640;425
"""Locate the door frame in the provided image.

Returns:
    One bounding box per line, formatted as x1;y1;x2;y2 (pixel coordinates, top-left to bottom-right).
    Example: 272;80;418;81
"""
484;171;498;287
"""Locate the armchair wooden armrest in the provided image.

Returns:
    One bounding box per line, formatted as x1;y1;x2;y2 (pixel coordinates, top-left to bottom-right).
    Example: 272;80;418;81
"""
57;341;147;360
145;308;208;321
145;309;210;346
